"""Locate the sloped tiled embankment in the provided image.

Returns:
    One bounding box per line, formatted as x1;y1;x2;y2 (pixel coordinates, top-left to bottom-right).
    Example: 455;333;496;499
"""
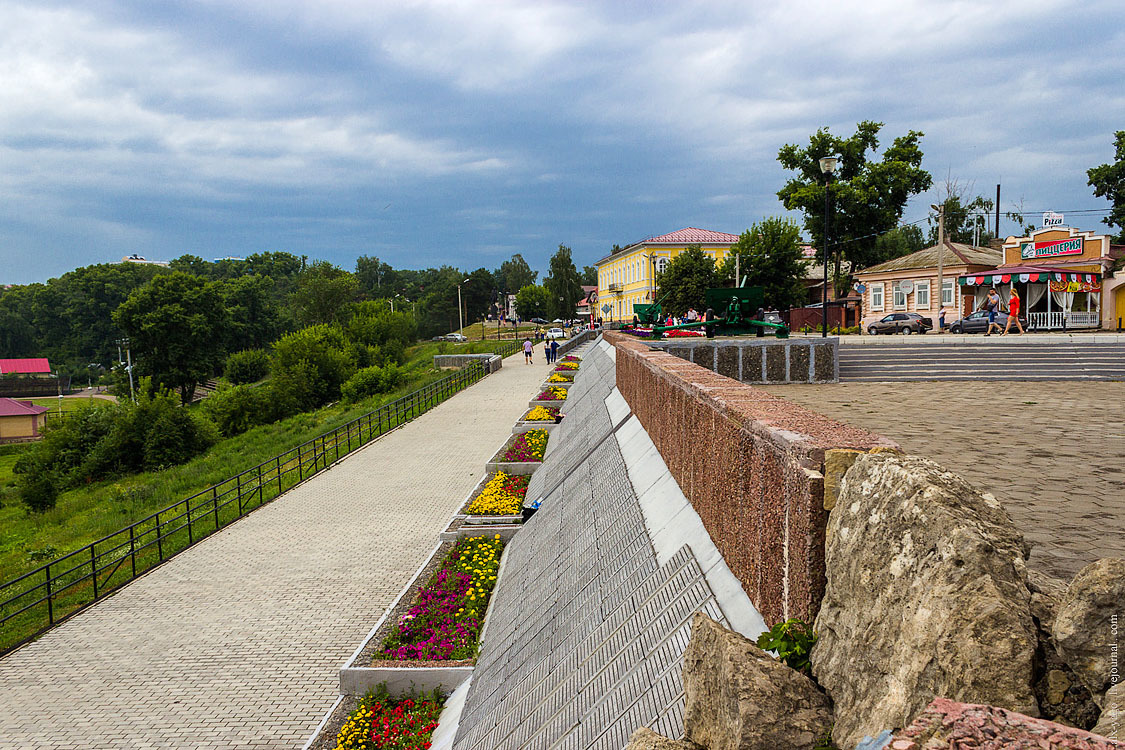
604;331;897;625
453;341;735;750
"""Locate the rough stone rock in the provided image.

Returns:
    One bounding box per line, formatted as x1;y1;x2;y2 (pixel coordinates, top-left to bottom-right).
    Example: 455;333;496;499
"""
682;613;832;750
1054;558;1125;700
813;453;1040;750
1092;683;1125;740
1028;567;1067;633
891;697;1125;749
623;727;701;750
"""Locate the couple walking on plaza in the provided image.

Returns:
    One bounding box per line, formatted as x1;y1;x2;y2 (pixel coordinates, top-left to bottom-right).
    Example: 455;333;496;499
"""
982;286;1024;335
523;337;560;364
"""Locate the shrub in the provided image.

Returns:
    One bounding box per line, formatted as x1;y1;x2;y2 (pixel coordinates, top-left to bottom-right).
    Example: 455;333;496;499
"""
224;349;270;385
341;364;403;402
271;324;356;408
202;384;281;437
756;618;817;673
15;457;59;513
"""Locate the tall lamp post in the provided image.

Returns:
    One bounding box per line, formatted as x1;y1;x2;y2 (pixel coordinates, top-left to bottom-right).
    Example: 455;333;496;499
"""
115;337;137;403
819;155;840;337
457;277;470;334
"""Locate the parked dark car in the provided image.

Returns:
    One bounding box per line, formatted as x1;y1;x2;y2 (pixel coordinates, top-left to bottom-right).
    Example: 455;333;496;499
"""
529;317;548;325
867;312;932;335
949;310;1029;334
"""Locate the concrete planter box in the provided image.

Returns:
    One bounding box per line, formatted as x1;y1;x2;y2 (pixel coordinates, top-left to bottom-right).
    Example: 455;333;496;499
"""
484;431;548;475
512;420;558;435
458;473;527;524
541;379;573;389
440;525;522;542
529;394;567;408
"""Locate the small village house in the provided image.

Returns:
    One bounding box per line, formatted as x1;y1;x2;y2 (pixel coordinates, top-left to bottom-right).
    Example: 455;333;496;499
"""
855;243;1002;330
0;398;49;442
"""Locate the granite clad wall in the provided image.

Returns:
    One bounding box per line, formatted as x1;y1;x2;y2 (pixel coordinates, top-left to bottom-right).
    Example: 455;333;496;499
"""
647;337;838;384
604;331;896;624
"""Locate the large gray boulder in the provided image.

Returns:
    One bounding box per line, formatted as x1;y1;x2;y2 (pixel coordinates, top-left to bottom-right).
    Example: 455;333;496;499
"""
682;612;832;750
1053;558;1125;700
813;453;1040;750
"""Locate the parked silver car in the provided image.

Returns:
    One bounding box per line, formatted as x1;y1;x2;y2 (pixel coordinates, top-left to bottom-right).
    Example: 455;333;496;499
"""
867;313;932;335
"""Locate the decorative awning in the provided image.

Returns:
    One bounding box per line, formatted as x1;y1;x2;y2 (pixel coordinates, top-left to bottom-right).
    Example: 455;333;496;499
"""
958;269;1102;286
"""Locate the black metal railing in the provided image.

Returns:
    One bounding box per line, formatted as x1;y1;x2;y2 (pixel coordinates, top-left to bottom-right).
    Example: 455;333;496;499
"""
0;358;499;655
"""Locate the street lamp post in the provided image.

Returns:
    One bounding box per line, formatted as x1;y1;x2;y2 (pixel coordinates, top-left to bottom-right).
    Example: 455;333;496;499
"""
819;155;840;337
457;278;470;334
115;337;136;403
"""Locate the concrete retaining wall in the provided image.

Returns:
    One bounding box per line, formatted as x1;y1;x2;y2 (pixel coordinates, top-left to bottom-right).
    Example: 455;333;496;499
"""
433;353;502;372
604;331;895;625
649;336;839;384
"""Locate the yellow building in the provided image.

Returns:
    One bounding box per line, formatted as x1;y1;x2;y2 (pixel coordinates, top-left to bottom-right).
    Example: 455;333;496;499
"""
594;227;740;322
0;398;49;442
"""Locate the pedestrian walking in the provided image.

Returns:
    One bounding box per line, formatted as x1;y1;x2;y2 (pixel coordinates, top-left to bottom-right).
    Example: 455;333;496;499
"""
1002;287;1025;335
983;288;1002;336
938;308;946;333
549;338;559;364
523;337;533;364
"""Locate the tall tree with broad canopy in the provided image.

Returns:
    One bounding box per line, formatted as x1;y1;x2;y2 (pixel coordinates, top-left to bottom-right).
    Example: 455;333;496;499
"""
719;219;809;310
544;244;584;319
777;121;932;291
1087;130;1125;242
113;272;229;403
580;265;598;286
496;253;538;294
927;179;996;246
355;256;397;298
291;261;358;326
514;284;550;321
654;246;717;317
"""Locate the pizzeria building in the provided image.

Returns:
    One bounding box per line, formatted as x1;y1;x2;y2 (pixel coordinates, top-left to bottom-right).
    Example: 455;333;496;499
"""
957;224;1124;330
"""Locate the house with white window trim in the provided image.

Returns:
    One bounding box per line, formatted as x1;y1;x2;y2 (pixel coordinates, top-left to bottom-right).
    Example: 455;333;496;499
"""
854;242;1002;331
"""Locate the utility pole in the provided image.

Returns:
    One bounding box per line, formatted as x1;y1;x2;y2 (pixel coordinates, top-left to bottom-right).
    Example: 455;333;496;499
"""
735;252;740;287
116;337;137;403
931;202;946;327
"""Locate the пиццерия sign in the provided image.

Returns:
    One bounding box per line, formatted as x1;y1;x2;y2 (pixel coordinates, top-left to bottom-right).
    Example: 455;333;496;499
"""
1020;236;1082;259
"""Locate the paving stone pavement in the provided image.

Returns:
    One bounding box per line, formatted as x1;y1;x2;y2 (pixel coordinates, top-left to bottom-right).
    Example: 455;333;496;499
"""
0;351;551;749
760;380;1125;582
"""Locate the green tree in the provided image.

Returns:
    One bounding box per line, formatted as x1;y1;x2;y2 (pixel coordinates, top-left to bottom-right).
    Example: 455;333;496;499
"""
655;246;717;317
872;225;926;265
213;274;283;351
355;256;397;299
496;254;537;294
544;245;584;319
1088;130;1125;242
580;265;598;286
113;272;228;403
270;324;356;409
927;180;996;246
777;120;933;283
515;285;550;320
720;219;809;310
291;261;358;326
462;268;498;325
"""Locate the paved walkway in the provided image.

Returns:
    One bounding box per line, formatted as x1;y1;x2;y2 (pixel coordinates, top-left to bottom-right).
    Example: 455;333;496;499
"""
761;381;1125;582
0;351;551;749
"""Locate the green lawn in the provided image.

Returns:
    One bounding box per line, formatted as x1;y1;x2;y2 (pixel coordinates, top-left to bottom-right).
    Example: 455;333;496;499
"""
24;396;110;413
0;339;517;592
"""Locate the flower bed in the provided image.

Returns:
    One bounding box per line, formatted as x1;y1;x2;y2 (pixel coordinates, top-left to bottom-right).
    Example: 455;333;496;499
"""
376;536;504;662
535;386;568;401
620;326;654;338
666;328;706;337
547;372;573;383
465;472;528;516
553;361;579;371
523;406;560;421
561;355;581;362
501;429;548;462
336;685;443;750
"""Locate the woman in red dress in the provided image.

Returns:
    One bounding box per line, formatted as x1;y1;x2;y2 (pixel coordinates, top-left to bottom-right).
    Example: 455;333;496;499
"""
1002;287;1025;335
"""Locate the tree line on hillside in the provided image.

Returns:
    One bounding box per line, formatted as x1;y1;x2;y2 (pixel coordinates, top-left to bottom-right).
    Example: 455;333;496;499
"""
0;245;597;383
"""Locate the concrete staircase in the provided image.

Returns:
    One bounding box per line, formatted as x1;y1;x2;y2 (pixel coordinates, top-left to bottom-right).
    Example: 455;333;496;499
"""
839;340;1125;381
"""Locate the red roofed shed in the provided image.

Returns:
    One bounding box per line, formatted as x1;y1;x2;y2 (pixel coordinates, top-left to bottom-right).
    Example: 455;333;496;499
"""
0;398;50;442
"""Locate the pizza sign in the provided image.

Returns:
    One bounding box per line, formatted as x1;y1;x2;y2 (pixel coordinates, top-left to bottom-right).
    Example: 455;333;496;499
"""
1020;237;1083;259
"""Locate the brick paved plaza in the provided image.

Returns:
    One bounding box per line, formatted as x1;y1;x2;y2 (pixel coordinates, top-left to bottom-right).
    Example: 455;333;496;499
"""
0;351;549;749
762;380;1125;581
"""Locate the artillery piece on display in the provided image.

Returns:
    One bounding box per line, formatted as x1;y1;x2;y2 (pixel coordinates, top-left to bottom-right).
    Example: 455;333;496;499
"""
645;281;790;339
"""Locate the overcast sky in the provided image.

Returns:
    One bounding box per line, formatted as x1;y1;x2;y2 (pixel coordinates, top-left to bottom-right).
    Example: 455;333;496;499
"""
2;0;1122;284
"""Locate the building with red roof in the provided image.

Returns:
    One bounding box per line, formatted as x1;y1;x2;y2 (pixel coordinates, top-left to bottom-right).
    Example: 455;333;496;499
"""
593;228;741;323
0;398;50;442
0;358;51;375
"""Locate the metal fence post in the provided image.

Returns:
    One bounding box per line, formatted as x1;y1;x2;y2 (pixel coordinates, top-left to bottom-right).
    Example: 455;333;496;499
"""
214;485;220;529
130;526;136;579
298;444;304;481
276;456;282;494
45;564;53;625
90;546;98;600
157;511;164;561
235;473;242;516
186;499;193;545
257;464;264;507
